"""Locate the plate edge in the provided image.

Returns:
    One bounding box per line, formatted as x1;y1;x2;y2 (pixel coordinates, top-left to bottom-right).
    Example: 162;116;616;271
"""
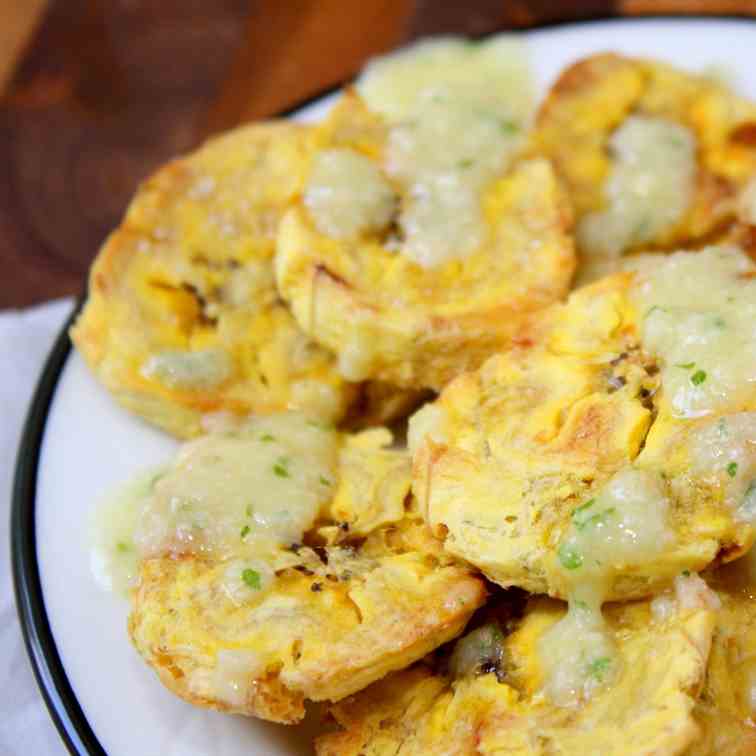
10;299;107;756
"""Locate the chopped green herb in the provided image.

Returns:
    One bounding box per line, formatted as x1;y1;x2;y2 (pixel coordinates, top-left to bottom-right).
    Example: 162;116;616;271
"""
691;370;707;386
240;525;251;540
682;569;691;577
148;471;165;488
242;568;261;590
458;158;475;169
573;600;589;611
633;218;650;241
726;462;739;478
260;433;275;442
587;656;611;681
558;543;583;570
571;499;595;527
572;500;615;531
740;480;756;519
674;362;696;369
116;541;131;553
500;120;518;135
245;503;253;517
711;315;727;329
319;475;331;486
273;457;290;478
307;420;333;431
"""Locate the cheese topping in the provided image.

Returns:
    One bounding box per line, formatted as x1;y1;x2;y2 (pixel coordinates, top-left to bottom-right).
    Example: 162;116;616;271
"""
141;348;232;390
90;469;162;595
92;414;339;595
692;413;756;520
557;469;673;585
542;469;674;706
304;148;396;240
134;414;337;559
633;246;756;418
578;116;696;264
357;36;532;267
538;598;619;708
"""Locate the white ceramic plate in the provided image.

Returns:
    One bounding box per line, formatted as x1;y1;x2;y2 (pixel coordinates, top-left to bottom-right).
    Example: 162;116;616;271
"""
14;16;756;756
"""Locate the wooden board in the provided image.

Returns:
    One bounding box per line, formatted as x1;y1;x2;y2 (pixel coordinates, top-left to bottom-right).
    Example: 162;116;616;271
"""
0;0;753;306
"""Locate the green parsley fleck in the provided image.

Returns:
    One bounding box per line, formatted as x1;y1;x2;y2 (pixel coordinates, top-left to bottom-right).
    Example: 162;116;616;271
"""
116;541;131;553
711;315;727;329
633;218;650;241
572;500;615;531
740;480;756;518
319;475;331;486
242;568;261;590
571;499;595;528
458;158;475;169
558;543;583;570
682;569;691;577
588;656;612;681
500;120;519;135
674;362;696;369
245;503;253;517
240;525;251;540
260;433;275;442
690;370;707;386
307;420;333;431
273;457;290;478
727;462;739;478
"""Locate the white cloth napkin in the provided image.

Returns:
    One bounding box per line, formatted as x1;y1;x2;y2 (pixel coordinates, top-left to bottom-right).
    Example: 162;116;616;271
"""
1;298;75;756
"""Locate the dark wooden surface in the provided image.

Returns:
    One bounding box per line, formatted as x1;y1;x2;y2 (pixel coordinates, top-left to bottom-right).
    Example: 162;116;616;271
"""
1;0;754;308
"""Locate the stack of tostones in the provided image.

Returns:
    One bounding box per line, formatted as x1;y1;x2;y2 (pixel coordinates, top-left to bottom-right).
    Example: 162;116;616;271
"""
77;36;756;755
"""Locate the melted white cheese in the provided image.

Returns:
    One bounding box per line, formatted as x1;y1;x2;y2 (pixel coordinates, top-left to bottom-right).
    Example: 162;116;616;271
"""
90;469;163;595
557;469;674;583
134;413;338;559
578;116;696;265
91;414;339;595
304;148;396;239
692;413;756;520
542;469;674;706
633;246;756;418
141;348;232;390
211;649;264;707
357;36;533;267
538;598;619;708
650;572;721;621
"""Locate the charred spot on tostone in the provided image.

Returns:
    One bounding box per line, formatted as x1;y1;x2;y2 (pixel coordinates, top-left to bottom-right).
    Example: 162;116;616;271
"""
730;122;756;147
314;263;351;289
607;374;627;393
180;282;218;326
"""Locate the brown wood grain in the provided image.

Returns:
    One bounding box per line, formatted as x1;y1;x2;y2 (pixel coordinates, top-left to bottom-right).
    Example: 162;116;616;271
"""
1;0;755;307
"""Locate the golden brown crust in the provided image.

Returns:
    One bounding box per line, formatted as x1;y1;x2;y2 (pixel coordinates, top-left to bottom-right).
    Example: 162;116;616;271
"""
409;272;754;600
71;122;358;438
316;597;716;756
275;93;575;391
128;552;486;724
535;53;756;266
